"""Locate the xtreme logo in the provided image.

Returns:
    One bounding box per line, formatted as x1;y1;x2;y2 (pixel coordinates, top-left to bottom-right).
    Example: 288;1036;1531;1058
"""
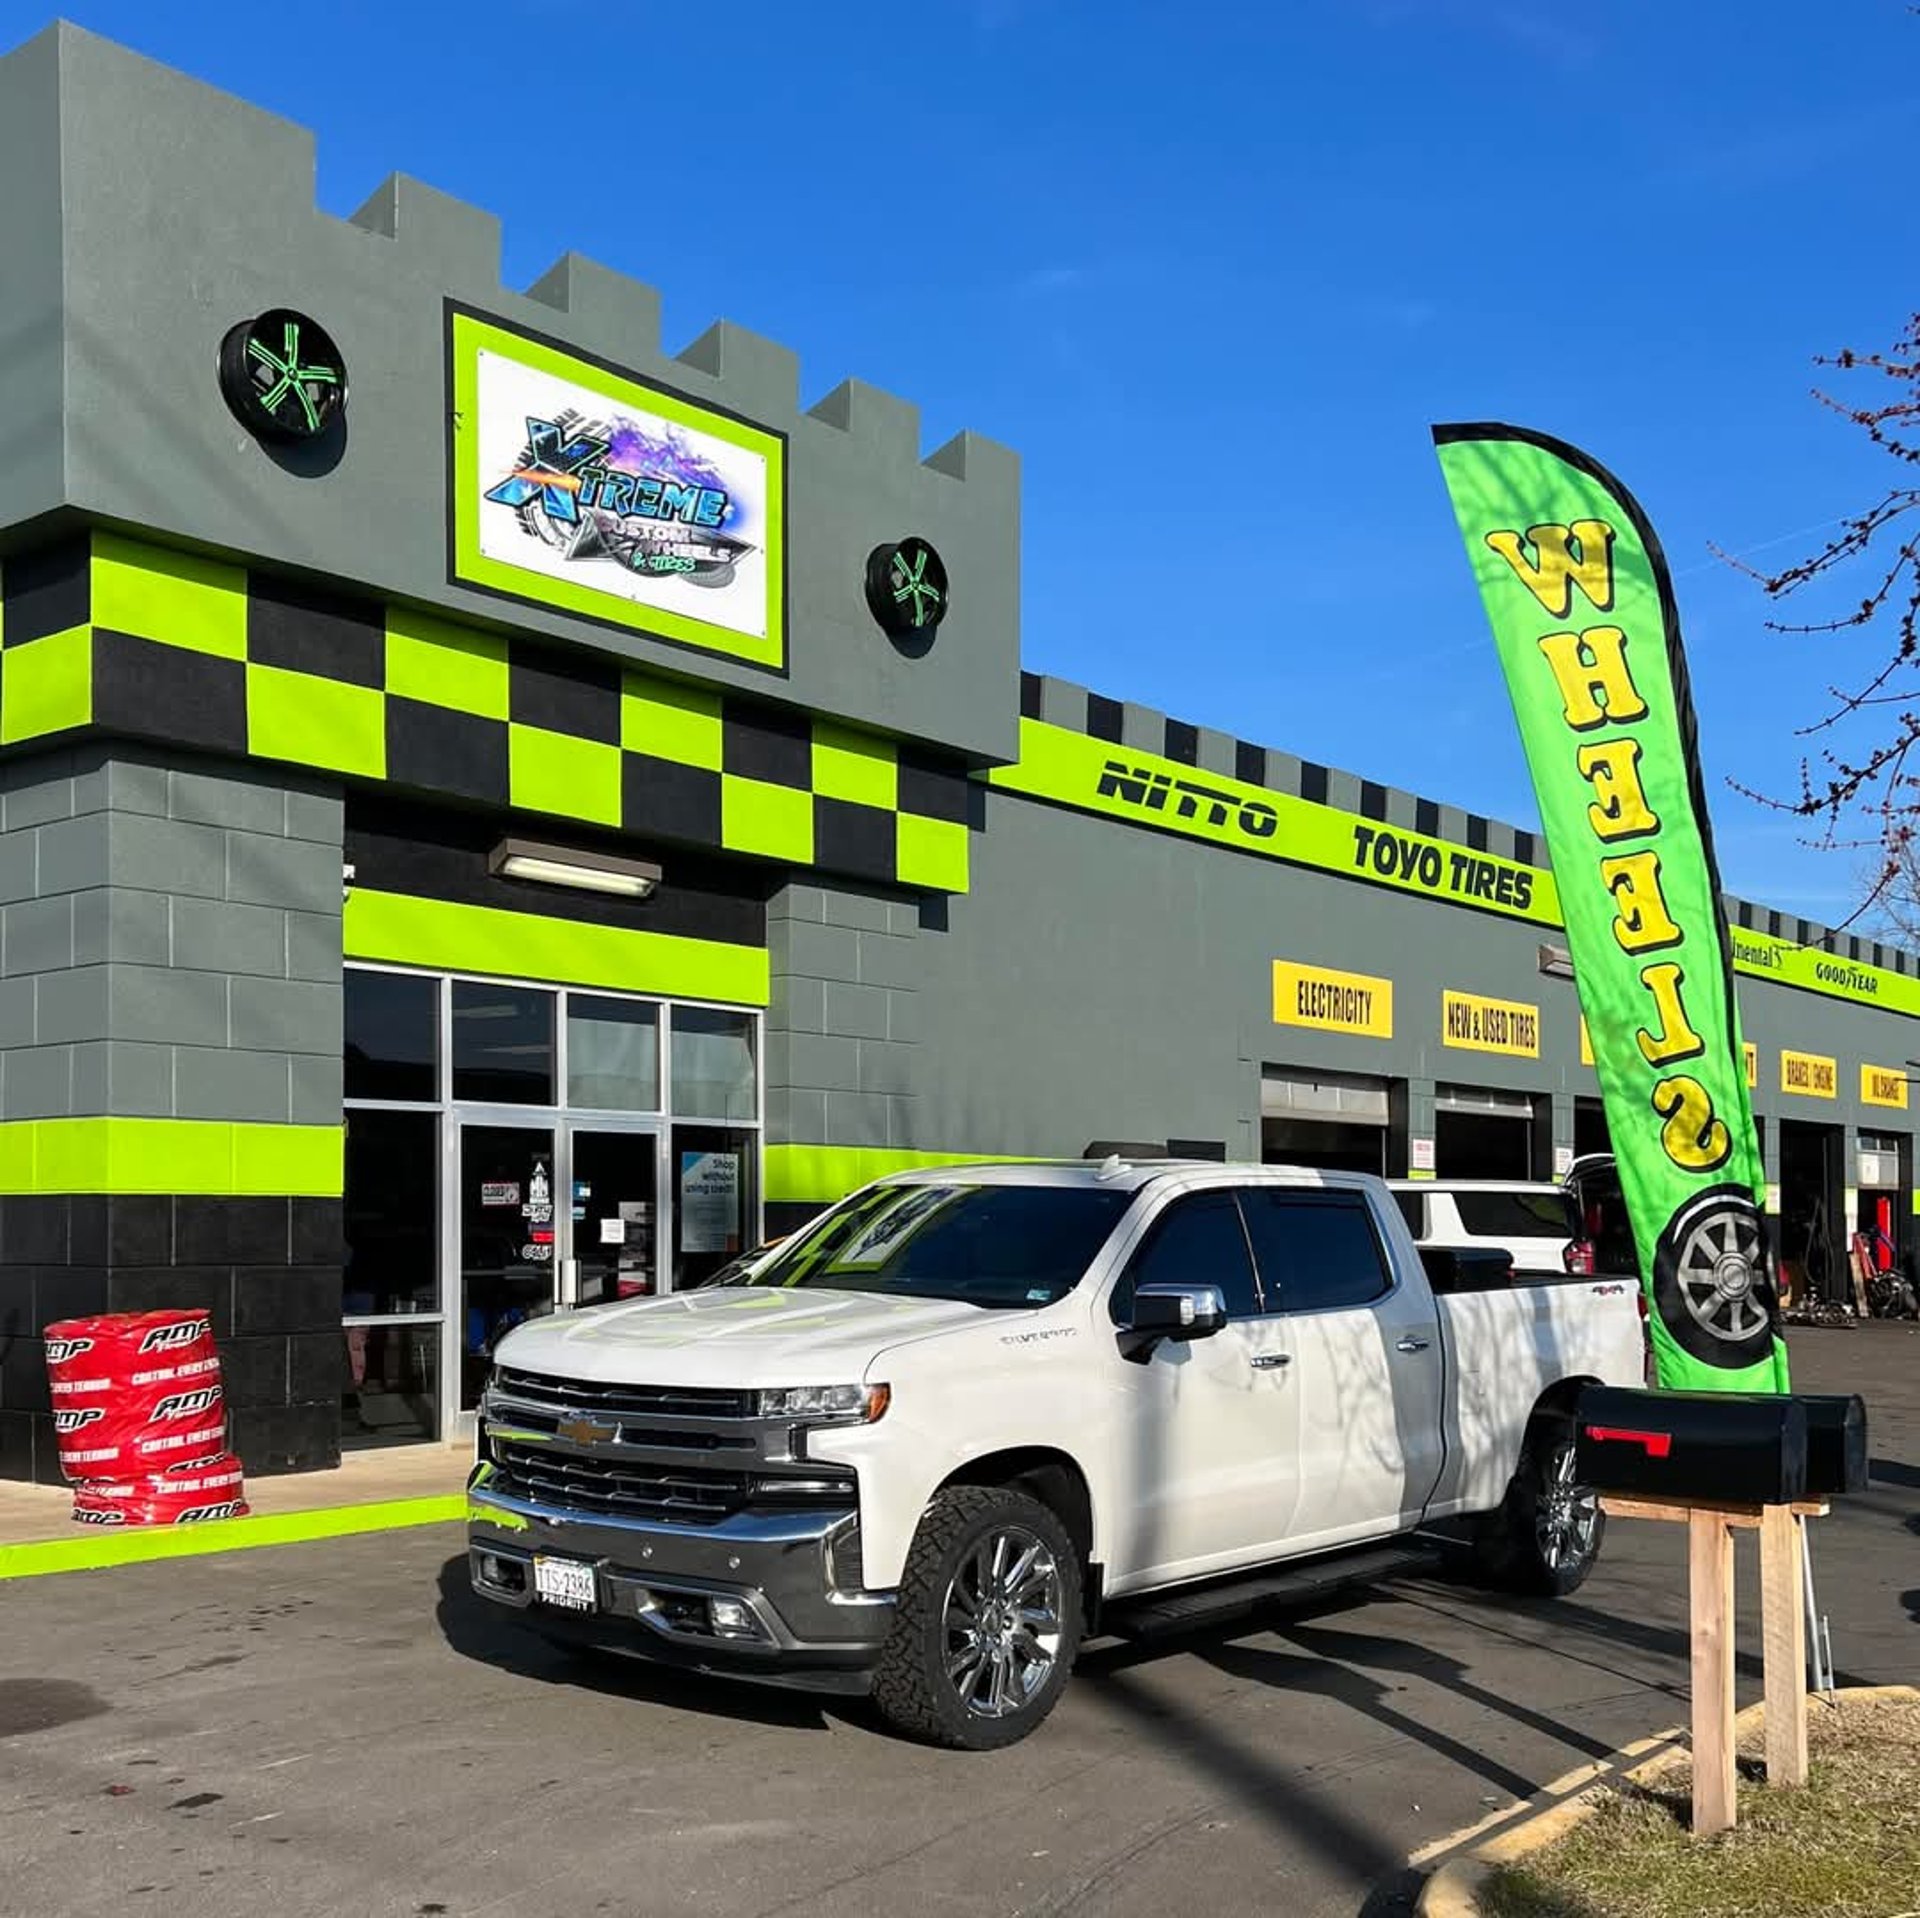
486;417;731;531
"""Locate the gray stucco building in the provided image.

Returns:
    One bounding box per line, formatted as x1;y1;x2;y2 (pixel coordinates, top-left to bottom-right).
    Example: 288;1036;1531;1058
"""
0;24;1910;1481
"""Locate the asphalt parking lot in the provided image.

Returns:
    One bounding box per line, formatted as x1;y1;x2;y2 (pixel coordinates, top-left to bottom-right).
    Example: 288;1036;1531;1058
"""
2;1324;1915;1918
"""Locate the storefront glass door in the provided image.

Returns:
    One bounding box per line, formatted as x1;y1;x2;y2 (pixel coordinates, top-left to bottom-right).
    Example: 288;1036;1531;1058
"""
457;1121;557;1411
344;964;762;1442
569;1127;664;1307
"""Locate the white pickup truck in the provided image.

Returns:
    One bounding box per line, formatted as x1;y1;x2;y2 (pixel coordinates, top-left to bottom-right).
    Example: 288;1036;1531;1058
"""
467;1160;1645;1748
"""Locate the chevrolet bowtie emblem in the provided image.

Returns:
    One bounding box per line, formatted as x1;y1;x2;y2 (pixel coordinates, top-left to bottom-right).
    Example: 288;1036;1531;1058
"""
556;1414;620;1447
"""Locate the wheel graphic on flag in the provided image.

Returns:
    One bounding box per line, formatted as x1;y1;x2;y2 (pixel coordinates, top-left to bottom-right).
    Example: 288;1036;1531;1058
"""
1653;1187;1778;1367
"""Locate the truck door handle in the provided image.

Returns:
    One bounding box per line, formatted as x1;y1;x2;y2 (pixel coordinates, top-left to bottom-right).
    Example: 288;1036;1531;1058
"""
1395;1335;1432;1354
1248;1352;1292;1369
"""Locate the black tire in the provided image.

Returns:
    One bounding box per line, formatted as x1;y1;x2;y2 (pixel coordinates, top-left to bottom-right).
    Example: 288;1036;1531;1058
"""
870;1485;1082;1751
1473;1415;1605;1598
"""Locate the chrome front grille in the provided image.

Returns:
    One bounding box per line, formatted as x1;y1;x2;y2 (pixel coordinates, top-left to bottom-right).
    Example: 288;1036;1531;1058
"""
492;1367;753;1421
493;1440;751;1526
483;1365;855;1528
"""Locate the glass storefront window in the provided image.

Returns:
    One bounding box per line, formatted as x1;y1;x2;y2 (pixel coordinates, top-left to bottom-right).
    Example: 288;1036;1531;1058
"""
342;963;761;1441
343;1324;439;1448
672;1007;756;1121
568;996;661;1111
673;1124;753;1286
452;981;555;1105
343;1108;439;1316
345;970;438;1102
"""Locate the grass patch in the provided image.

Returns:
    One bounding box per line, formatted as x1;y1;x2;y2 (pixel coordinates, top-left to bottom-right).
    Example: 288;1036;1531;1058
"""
1480;1693;1920;1918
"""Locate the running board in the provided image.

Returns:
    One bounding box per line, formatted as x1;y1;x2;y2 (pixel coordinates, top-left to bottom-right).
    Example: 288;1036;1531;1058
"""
1103;1541;1439;1641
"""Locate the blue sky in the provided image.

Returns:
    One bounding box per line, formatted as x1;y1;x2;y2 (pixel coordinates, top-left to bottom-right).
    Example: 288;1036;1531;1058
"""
12;1;1920;923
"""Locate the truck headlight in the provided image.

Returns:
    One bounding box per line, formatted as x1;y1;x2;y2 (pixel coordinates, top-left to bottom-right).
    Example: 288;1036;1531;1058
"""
757;1383;890;1423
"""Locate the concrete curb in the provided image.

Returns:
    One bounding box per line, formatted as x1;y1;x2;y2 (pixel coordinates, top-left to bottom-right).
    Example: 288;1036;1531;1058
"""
1413;1685;1920;1917
0;1494;468;1580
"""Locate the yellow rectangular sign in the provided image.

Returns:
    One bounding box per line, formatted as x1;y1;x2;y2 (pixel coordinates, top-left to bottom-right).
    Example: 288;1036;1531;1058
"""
1273;961;1393;1038
1862;1063;1910;1110
1780;1050;1837;1099
1443;990;1540;1058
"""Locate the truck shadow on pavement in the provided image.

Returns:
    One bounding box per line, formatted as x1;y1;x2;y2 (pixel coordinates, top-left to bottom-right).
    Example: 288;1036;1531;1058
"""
432;1555;855;1734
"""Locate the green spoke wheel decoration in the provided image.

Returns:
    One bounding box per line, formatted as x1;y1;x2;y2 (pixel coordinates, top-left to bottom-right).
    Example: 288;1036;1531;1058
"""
866;536;951;641
221;309;348;442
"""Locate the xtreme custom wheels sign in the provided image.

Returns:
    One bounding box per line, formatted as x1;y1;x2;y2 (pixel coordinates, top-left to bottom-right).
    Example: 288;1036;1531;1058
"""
1434;424;1789;1394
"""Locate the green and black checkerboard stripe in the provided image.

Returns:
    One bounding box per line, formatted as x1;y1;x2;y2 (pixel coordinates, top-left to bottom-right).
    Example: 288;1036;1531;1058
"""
0;532;972;893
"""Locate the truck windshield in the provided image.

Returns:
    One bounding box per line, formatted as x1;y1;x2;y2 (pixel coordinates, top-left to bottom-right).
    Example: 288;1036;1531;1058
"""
746;1183;1133;1309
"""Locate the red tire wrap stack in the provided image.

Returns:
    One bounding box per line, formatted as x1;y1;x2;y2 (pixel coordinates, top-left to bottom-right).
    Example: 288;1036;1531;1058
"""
44;1310;250;1526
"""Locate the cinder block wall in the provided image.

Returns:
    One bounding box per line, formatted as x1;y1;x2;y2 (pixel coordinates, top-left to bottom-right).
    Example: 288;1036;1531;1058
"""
764;882;921;1230
0;745;346;1482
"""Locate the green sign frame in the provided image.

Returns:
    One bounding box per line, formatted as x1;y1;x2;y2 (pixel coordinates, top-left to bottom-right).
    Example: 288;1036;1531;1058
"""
447;306;788;673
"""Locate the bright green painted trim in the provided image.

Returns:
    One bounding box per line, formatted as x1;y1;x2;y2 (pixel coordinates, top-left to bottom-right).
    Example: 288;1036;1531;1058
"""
509;723;623;826
620;672;725;769
766;1144;1036;1205
0;625;93;743
91;532;247;659
723;774;814;863
0;1495;465;1582
386;605;510;719
344;888;770;1005
813;722;899;810
449;312;785;671
249;665;387;779
993;717;1920;1017
896;813;970;893
0;1119;343;1196
991;718;1561;926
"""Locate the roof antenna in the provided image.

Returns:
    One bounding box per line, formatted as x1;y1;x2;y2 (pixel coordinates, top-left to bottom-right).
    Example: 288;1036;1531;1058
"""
1094;1153;1129;1181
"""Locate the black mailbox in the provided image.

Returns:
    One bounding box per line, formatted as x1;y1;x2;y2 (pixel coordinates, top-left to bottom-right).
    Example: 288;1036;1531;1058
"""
1799;1394;1869;1496
1574;1386;1808;1505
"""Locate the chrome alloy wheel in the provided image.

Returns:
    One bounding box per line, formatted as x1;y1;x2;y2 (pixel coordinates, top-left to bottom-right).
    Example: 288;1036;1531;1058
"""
941;1525;1066;1719
1535;1439;1601;1573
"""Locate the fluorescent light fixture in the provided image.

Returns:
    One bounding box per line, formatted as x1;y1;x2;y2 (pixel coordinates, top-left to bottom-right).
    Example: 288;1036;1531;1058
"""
1538;943;1575;980
489;838;661;899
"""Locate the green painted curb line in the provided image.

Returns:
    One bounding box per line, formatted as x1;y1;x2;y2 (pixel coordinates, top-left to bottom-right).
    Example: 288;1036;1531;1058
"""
0;1494;468;1581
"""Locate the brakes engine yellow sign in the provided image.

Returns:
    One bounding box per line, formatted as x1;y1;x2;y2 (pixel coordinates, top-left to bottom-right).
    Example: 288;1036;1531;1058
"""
1443;990;1540;1057
1273;961;1393;1037
1780;1050;1837;1099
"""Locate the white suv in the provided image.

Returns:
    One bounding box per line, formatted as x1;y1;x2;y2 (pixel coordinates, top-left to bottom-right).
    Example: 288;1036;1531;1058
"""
1387;1179;1592;1280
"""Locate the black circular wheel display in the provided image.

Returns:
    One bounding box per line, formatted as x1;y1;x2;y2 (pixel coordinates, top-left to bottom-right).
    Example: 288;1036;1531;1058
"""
1651;1184;1780;1369
219;309;347;442
865;536;949;640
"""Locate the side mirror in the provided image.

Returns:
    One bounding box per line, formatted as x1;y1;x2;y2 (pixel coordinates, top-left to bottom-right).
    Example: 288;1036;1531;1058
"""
1120;1282;1228;1361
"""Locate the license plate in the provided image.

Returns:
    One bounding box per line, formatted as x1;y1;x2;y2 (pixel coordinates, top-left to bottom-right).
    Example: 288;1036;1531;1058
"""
533;1554;597;1613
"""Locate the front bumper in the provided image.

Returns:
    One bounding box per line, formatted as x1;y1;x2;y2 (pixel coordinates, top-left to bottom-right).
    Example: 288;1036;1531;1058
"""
466;1464;894;1693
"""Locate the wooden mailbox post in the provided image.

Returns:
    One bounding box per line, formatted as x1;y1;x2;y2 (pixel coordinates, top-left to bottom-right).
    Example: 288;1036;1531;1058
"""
1600;1494;1826;1837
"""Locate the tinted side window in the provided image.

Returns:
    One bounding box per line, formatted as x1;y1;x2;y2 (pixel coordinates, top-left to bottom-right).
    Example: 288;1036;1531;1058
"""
1109;1192;1260;1324
1243;1190;1393;1313
1452;1190;1579;1239
1391;1190;1427;1238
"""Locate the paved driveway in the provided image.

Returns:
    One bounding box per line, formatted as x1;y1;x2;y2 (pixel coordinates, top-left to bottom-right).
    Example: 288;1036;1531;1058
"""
1;1324;1914;1918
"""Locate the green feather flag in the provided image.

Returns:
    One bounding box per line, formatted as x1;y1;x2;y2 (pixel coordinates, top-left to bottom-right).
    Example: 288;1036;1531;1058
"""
1433;423;1789;1393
